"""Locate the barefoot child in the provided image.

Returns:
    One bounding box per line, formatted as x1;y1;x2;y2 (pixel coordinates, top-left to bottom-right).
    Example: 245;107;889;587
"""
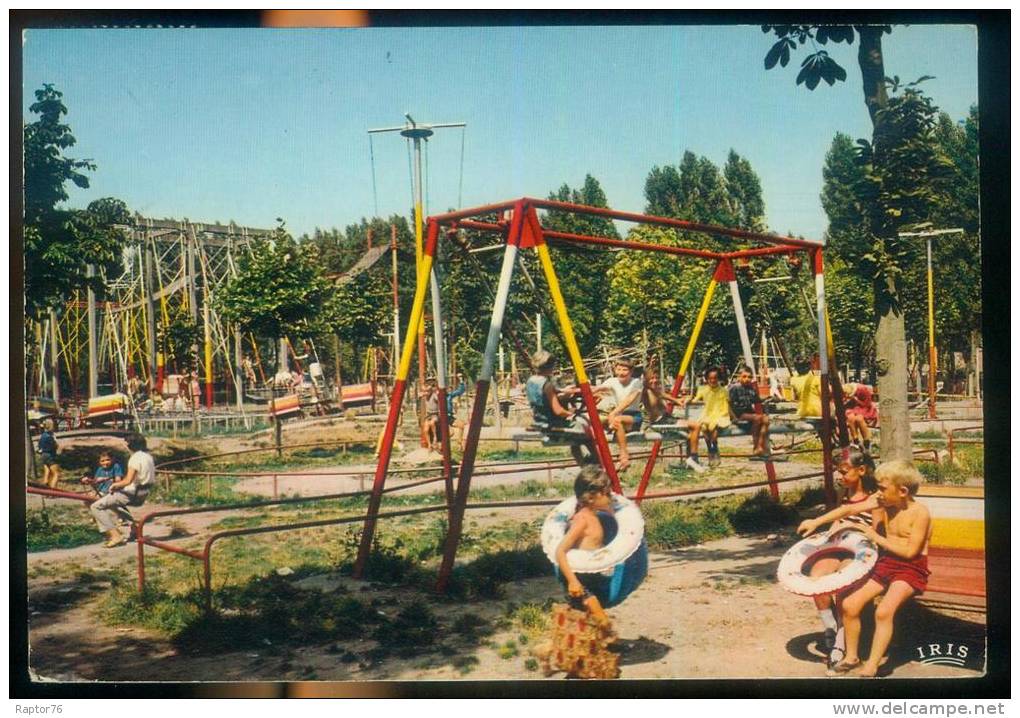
796;447;877;669
37;419;60;488
803;460;931;677
592;359;643;471
555;465;615;627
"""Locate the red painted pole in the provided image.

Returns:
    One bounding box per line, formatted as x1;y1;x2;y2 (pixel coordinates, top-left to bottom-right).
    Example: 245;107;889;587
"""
353;220;441;579
437;386;455;514
436;202;527;592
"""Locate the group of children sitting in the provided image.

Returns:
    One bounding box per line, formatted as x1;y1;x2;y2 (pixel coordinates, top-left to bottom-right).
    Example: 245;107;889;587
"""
524;349;880;474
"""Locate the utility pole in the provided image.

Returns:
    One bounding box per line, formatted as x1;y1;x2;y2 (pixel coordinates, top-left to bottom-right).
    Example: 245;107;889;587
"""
391;224;400;369
898;227;964;420
369;115;466;443
86;264;98;398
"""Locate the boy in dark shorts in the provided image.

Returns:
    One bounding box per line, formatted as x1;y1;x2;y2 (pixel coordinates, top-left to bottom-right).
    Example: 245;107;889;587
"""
819;460;932;677
728;369;770;459
37;419;60;488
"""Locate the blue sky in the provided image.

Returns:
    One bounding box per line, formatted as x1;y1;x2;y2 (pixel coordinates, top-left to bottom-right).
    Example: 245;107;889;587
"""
22;24;978;241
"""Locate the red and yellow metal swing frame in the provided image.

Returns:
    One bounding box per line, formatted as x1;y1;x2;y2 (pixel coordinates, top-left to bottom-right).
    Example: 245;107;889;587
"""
352;197;848;591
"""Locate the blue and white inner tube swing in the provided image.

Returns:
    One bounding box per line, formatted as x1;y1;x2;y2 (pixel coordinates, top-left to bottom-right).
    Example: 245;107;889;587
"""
776;527;879;597
541;493;648;608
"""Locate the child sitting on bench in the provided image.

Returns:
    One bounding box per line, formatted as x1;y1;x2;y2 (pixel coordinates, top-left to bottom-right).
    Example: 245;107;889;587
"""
804;460;932;678
526;351;589;466
681;367;733;472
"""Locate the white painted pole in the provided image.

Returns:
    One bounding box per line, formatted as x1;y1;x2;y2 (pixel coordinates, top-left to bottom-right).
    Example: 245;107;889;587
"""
728;279;756;379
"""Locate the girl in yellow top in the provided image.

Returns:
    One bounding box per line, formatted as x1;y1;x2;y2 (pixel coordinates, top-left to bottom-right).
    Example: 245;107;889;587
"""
681;367;734;471
790;358;823;418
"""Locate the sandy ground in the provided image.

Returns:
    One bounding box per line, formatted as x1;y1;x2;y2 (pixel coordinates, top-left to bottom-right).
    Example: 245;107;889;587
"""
27;530;985;683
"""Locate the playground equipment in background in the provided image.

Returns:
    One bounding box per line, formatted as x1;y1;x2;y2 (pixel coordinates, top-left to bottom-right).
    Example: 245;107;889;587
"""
86;392;132;425
354;197;848;592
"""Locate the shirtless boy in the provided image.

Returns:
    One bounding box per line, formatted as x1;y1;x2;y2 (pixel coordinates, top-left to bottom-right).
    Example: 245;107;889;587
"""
555;465;615;626
801;460;932;677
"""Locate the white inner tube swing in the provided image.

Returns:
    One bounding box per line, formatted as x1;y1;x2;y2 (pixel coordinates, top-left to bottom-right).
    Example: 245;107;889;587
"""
776;527;879;597
541;493;648;607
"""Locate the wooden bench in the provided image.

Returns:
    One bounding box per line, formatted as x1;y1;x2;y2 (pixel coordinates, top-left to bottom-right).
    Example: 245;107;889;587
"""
920;547;986;611
916;487;985;611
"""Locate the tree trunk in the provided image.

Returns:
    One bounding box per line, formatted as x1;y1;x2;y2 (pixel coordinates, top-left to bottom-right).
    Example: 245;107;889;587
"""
857;26;912;461
874;276;913;461
857;26;889;124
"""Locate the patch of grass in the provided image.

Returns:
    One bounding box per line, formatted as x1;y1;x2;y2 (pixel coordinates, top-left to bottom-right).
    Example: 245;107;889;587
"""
644;489;805;550
643;499;734;550
524;657;539;672
447;545;551;600
452;654;479;674
450;612;493;644
371;600;439;657
497;640;519;659
477;447;564;463
26;506;101;552
729;490;801;533
919;443;982;486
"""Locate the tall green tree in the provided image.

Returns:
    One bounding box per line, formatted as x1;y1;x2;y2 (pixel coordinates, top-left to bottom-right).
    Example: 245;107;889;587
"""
540;175;620;357
762;24;946;460
215;224;333;371
24;84;129;319
608;151;786;375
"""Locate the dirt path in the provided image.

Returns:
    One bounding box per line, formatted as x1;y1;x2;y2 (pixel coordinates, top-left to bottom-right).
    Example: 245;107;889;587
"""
27;533;985;683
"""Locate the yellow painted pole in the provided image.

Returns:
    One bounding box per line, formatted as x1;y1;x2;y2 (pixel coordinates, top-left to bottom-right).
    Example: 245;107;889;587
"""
535;241;625;489
535;244;588;384
636;273;719;499
676;278;719;383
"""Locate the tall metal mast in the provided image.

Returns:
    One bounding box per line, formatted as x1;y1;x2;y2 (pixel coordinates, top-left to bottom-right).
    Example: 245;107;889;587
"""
368;115;465;441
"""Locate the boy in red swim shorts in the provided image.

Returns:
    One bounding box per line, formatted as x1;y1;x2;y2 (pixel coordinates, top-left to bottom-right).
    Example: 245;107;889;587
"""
817;460;932;677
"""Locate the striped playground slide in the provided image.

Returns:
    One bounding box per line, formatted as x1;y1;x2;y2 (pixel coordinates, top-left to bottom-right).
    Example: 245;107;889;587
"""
340;382;374;406
87;393;131;421
270;393;302;418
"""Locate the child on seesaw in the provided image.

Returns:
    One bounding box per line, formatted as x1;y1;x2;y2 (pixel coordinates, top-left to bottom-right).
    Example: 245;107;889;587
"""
80;450;124;499
555;464;615;627
798;460;931;677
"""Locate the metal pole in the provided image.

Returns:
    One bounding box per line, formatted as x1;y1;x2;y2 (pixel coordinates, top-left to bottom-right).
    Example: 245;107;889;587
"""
391;223;401;369
49;309;60;403
727;270;756;379
142;243;157;387
429;264;455;514
86;264;98;398
436;206;523;591
353;220;440;579
536;313;542;353
813;249;837;508
898;228;964;415
369;117;466;438
926;235;937;420
203;287;213;409
411;134;429;431
234;329;244;417
637;267;720;499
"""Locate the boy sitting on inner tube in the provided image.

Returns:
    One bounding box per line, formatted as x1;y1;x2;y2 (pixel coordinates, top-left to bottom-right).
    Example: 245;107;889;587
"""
799;460;932;678
555;465;615;628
